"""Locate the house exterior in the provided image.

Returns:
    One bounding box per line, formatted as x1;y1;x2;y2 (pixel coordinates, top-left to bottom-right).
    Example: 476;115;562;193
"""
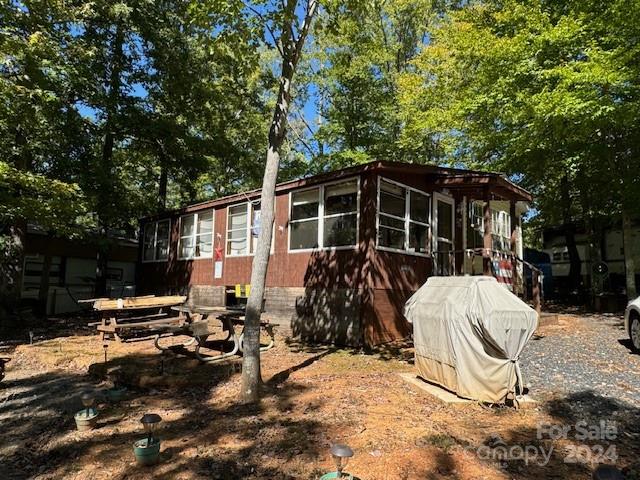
22;227;138;315
137;161;532;347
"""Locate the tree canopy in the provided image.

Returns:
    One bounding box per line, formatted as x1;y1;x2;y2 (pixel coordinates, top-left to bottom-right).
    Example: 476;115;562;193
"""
1;0;287;238
399;0;640;221
2;0;639;298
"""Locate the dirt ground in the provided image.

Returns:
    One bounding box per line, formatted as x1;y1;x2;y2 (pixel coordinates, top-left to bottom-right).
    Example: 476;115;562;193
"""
1;314;639;480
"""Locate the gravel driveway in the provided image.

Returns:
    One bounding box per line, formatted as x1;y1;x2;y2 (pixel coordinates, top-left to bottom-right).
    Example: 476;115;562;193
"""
520;313;640;407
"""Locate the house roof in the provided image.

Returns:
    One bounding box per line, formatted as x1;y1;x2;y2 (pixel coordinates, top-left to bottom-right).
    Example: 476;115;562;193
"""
141;160;532;222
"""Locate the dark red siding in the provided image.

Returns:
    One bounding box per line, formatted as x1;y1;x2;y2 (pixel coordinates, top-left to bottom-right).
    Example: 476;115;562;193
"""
137;162;531;346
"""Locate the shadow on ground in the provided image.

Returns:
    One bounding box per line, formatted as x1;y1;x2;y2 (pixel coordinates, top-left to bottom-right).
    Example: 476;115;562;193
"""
462;390;640;479
3;332;638;479
0;348;332;479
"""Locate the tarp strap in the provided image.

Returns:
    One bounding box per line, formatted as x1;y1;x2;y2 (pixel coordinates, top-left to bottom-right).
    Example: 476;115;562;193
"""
514;359;524;401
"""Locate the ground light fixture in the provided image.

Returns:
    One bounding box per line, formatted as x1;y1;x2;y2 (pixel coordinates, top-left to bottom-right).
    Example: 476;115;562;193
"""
319;443;360;479
105;366;127;402
74;390;99;431
133;413;163;466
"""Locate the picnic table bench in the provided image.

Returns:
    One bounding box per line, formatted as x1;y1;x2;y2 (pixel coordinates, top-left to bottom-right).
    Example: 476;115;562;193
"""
88;295;188;341
153;305;276;363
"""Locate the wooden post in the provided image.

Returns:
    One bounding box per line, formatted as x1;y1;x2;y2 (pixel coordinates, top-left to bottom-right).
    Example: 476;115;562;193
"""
509;201;518;294
483;191;492;276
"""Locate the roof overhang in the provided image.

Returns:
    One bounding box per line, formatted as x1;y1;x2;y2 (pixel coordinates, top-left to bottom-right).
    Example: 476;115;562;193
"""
433;174;533;203
140;160;532;222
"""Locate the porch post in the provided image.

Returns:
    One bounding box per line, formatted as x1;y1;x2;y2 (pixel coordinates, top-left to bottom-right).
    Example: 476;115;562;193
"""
510;201;518;293
483;189;492;276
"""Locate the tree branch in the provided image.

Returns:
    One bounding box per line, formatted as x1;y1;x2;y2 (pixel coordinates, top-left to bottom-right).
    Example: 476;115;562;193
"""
242;2;285;58
293;0;318;64
293;109;316;135
289;121;315;157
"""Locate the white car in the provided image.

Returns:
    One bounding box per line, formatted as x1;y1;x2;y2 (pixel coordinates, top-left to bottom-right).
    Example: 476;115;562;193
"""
625;296;640;352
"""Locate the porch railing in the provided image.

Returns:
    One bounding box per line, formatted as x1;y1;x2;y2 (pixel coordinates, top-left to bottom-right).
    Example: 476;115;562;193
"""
432;248;543;314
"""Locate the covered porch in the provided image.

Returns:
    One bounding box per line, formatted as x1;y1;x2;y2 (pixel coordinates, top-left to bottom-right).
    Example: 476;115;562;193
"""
432;173;542;312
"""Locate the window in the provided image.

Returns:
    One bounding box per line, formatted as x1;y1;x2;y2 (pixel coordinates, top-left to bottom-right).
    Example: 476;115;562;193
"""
143;219;170;262
491;209;511;251
466;201;485;251
552;249;569;262
323;180;358;247
469;201;484;231
24;260;62;280
289;179;359;251
409;190;430;253
434;194;455;274
179;210;213;259
227;204;249;256
23;257;63;291
249;203;261;254
377;178;430;255
226;202;266;256
378;181;406;250
290;188;320;250
467;202;512;253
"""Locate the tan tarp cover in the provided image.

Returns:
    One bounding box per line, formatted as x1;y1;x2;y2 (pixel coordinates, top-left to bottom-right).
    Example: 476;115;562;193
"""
404;276;538;403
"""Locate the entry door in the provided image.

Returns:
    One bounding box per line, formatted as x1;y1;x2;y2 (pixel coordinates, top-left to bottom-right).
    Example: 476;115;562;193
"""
433;192;455;275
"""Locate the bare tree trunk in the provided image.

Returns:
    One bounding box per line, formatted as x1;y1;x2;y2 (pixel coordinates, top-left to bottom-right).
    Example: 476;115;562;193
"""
95;126;113;299
240;145;280;403
95;229;110;298
158;163;168;210
1;127;32;324
240;0;318;404
157;142;168;210
95;23;124;298
622;210;637;299
37;243;53;317
560;174;581;296
0;223;26;326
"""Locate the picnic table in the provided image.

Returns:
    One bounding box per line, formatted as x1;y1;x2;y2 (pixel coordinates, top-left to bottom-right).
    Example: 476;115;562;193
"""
152;305;276;363
88;295;188;341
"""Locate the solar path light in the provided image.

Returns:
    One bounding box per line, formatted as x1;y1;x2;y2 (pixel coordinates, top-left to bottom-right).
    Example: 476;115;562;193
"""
320;443;360;479
105;366;127;402
133;413;163;465
74;390;99;431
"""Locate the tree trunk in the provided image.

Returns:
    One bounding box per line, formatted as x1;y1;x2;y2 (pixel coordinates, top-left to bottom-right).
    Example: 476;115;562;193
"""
95;230;109;298
560;174;581;295
0;223;26;327
622;210;637;299
158;163;168;210
240;145;280;403
95;23;124;298
1;127;32;324
37;244;53;317
240;0;318;404
586;216;604;299
240;59;292;405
